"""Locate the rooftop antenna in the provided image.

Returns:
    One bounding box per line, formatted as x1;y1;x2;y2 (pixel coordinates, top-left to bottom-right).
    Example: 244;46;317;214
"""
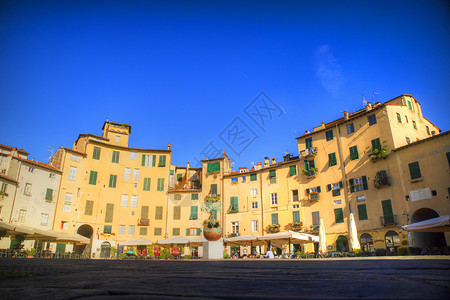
372;91;380;103
229;158;235;171
47;146;54;162
362;94;367;107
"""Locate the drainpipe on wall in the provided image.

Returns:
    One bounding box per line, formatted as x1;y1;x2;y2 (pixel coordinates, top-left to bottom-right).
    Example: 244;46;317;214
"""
259;172;264;236
335;123;351;215
8;159;22;223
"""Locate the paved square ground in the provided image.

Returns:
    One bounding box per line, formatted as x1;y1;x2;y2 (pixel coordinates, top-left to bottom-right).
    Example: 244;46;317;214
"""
0;256;449;299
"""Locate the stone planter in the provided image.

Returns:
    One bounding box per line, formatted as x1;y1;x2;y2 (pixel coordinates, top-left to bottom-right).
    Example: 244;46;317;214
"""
203;226;222;241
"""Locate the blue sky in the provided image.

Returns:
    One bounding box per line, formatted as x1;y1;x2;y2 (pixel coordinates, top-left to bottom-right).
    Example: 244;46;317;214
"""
1;0;449;168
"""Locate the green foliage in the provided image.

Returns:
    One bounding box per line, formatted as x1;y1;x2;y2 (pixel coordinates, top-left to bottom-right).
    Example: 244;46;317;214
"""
26;248;36;257
147;246;154;257
397;247;408;256
119;253;126;259
295;251;305;258
110;247;117;258
184;255;191;260
374;249;387;256
353;249;362;257
223;250;230;259
159;248;172;259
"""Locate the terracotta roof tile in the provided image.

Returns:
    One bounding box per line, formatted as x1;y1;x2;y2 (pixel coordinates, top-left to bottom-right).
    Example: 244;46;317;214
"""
0;174;18;184
12;156;61;173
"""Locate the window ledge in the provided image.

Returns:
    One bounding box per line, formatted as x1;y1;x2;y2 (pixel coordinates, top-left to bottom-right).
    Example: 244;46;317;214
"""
410;177;424;183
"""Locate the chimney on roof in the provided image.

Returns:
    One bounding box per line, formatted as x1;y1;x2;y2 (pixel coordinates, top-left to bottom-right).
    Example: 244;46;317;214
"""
255;162;262;170
168;143;171;150
264;157;270;168
222;150;226;157
272;158;276;164
344;111;349;120
321;121;325;126
305;130;310;134
366;102;372;111
187;162;190;168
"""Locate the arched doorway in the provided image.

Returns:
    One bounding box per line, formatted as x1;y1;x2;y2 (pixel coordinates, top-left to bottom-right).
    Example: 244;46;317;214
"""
385;231;400;254
336;235;349;252
360;233;374;254
410;208;446;249
100;241;111;258
74;224;93;257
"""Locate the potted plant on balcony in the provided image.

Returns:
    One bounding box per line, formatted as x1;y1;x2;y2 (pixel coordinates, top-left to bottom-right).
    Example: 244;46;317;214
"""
288;222;303;232
265;224;280;233
370;147;388;161
201;201;222;241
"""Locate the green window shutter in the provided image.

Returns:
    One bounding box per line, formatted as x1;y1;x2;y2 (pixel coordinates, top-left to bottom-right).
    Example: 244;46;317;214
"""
105;203;114;223
362;176;368;190
207;162;220;173
271;213;279;225
305;137;312;149
210;184;217;195
157;178;164;191
143;178;151;191
305;188;310;194
93;147;101;160
141;154;146;166
381;199;394;224
85;200;93;215
231;197;239;211
250;174;257;181
158;155;166;167
317;186;321;193
371;138;381;151
141;206;149;219
155;206;163;220
191;193;198;200
332;189;341;197
408;162;422;179
447;152;450;168
269;170;276;178
103;225;112;234
45;188;53;200
186;228;190;236
89;171;97;185
152;155;156;167
197;228;201;236
358;204;368;220
349;179;355;193
339;181;344;188
304;160;309;171
109;175;117;188
328;153;337;166
289;165;297;176
350;146;359;160
327;184;332;192
293;211;300;223
408;100;413;110
112;151;119;163
334;208;344;223
326;130;333;141
173;206;181;220
170;170;174;175
177;174;182;181
190;206;198;220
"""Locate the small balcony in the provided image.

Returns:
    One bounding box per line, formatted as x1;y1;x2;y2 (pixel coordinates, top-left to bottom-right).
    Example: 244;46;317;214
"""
205;193;220;202
374;172;390;189
300;147;318;159
380;215;397;226
138;219;150;226
306;193;320;201
369;147;388;162
302;169;318;178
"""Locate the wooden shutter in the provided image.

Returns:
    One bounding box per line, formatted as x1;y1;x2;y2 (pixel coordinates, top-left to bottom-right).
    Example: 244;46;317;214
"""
312;211;320;225
191;193;198;200
155;206;163;220
85;200;93;215
141;206;149;219
381;200;394;224
358;204;368;220
173;206;181;220
327;184;332;192
371;138;381;151
334;208;344;223
141;154;146;166
190;206;198;219
304;160;309;171
289;165;297;176
293;211;300;223
105;203;114;223
305;137;312;149
349;179;355;193
305;188;310;194
362;176;368;190
152;155;156;166
250;174;257;181
158;155;166;167
197;228;201;236
210;184;217;195
269;170;276;178
45;188;53;200
408;162;422;179
317;186;321;193
93;147;100;160
186;228;190;236
89;171;97;185
271;213;278;225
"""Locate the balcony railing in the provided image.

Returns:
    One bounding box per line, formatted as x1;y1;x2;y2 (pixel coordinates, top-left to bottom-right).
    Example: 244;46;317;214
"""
307;193;320;201
380;215;397;226
374;172;390;189
302;170;318;178
138;219;150;226
300;147;318;159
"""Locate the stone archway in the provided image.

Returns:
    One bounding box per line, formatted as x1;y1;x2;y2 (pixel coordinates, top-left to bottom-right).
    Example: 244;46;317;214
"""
74;224;93;257
336;235;349;252
385;231;400;254
411;208;446;249
100;241;111;258
360;233;374;254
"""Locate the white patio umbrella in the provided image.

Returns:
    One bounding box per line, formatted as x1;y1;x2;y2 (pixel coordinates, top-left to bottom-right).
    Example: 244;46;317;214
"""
408;232;414;247
319;218;327;253
224;235;264;246
402;215;450;232
348;213;360;251
156;236;190;247
258;230;319;257
120;238;153;246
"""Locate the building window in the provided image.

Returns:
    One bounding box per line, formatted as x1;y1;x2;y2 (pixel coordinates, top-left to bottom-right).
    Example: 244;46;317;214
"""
130;151;137;160
408;161;422;180
142;178;150;191
28;167;34;173
368;114;377;126
334;208;344;223
142;154;156;167
358;204;368;220
229;197;239;212
191;193;198;200
155;206;163;220
231;177;238;183
326;130;334;141
292;189;299;202
426;126;430;135
271;213;278;225
128;225;135;236
252;220;259;232
206;162;220;173
68;166;77;181
293;204;299;209
115;136;120;142
190;206;198;220
88;171;97;185
111;151;120;163
133;169;140;181
93;146;101;160
103;225;112;234
140;227;148;235
109;174;117;188
250;174;257;181
123;168;131;180
173;206;181;220
174;194;181;201
154;228;162;236
271;193;278;205
289;165;297;176
85;200;93;215
251;202;258;209
349;146;359;160
60;221;68;230
346;123;354;134
130;195;137;208
121;195;128;207
396;113;402;123
356;196;365;202
1;183;7;194
40;213;49;226
172;228;180;236
269;170;276;183
231;222;239;234
157;178;165;191
407;100;413;110
305;137;313;149
371;138;381;152
241;176;246;182
334;200;342;205
71;154;79;162
327;182;343;197
412;121;417;130
118;225;126;235
312;211;320;229
250;189;257;196
105;203;114;223
293;211;300;223
63;193;73;212
406;137;411;144
24;183;32;195
328;153;337;166
45;188;53;201
158;155;167;167
349;176;368;192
